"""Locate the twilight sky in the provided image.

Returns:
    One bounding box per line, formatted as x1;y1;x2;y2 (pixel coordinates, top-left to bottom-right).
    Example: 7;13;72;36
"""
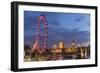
24;11;90;48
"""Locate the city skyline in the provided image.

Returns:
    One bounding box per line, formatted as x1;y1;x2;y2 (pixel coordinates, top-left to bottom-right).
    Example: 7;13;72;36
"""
24;11;90;48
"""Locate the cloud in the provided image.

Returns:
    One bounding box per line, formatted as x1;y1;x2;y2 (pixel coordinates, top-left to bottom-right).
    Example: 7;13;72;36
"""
47;26;90;48
75;16;84;22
